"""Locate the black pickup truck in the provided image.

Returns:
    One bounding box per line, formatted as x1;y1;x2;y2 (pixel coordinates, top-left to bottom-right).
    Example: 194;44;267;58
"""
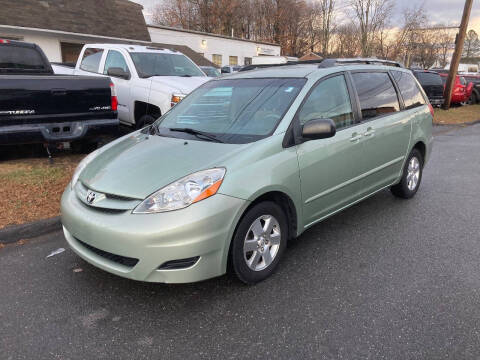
0;40;118;146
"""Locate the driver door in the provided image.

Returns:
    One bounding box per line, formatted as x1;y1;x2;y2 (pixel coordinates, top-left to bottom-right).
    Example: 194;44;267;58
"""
296;73;369;228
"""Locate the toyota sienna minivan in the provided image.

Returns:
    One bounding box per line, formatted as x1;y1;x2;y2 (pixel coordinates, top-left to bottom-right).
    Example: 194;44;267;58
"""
61;59;433;284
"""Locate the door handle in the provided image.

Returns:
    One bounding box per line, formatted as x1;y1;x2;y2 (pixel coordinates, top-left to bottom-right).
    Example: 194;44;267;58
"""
350;133;362;143
363;127;375;137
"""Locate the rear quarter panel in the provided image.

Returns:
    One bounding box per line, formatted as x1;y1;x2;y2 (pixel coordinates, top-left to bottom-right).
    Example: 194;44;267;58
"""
410;105;433;164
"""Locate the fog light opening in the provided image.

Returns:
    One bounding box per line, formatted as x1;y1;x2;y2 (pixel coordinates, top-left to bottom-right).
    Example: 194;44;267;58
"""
157;256;200;270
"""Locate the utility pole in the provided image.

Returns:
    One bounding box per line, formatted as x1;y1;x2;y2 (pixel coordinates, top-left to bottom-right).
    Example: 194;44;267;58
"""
443;0;474;109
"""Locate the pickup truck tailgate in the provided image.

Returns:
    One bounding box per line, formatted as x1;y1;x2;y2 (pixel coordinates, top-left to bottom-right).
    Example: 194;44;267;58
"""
0;75;114;124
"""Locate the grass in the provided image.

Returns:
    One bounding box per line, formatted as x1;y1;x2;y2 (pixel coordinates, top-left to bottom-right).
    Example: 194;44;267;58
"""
0;154;83;229
434;104;480;125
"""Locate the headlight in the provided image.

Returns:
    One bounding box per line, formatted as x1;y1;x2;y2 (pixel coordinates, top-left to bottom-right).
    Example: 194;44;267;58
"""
70;149;100;189
171;93;185;107
133;168;226;214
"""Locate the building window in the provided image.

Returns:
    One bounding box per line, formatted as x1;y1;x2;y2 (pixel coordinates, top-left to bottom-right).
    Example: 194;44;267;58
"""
229;56;238;66
212;54;222;67
244;57;252;66
61;42;84;63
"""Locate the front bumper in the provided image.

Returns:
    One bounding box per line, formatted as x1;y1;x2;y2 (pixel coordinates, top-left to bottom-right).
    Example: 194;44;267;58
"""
61;185;247;283
0;118;119;145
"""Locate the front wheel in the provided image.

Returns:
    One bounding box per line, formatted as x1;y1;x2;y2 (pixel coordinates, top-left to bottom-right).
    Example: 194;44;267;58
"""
230;201;288;284
136;114;157;129
391;148;423;199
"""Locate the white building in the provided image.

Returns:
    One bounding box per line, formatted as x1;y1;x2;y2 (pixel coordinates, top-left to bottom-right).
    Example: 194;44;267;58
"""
148;25;281;68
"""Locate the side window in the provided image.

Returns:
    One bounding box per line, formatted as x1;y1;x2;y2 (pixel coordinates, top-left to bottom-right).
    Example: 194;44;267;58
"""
352;72;400;120
392;71;426;109
103;50;129;76
298;75;354;130
79;48;103;73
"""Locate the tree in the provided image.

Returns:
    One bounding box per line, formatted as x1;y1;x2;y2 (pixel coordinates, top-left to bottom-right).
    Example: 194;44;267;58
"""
463;29;480;58
348;0;394;57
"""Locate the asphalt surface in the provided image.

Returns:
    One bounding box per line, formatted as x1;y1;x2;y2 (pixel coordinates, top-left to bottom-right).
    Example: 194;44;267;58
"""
1;124;480;359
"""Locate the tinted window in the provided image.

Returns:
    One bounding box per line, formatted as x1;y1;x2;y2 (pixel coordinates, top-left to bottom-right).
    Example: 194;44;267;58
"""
130;53;204;77
0;46;46;70
415;72;443;86
80;48;103;73
299;75;354;130
157;78;306;144
104;50;129;76
392;71;426;109
352;72;400;120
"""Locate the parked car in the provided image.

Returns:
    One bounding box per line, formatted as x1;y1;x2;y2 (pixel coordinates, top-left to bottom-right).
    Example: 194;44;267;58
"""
200;66;221;78
54;44;209;128
221;65;242;74
412;70;445;107
61;60;433;285
0;40;118;148
439;73;474;104
462;74;480;104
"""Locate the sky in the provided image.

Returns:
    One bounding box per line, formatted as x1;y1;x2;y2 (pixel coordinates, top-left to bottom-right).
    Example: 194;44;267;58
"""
132;0;480;34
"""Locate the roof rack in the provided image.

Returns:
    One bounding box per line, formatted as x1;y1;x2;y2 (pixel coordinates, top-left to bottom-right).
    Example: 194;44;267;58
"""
318;58;404;68
239;58;403;72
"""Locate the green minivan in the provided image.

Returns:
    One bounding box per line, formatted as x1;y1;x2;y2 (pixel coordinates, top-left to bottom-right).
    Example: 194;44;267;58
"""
61;59;433;284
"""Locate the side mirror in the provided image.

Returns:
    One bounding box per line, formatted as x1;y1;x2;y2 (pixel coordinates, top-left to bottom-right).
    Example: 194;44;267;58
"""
302;118;336;140
107;67;130;80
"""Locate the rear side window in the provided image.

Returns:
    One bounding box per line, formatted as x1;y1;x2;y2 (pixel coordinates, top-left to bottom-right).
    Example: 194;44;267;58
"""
298;75;354;130
0;45;46;70
80;48;103;73
460;77;466;85
392;71;426;109
352;72;400;120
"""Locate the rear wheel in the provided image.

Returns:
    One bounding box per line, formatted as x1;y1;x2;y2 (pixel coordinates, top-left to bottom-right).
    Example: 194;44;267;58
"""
230;201;287;284
468;92;478;105
391;148;423;199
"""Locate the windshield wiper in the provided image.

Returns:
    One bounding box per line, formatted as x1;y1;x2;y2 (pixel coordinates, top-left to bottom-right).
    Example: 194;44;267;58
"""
169;127;224;143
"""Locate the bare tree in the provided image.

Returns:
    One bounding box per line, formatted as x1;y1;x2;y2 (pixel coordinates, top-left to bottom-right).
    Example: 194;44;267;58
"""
348;0;394;57
463;29;480;58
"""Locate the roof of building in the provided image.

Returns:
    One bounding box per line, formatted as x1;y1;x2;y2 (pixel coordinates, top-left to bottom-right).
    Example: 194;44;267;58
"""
0;0;151;42
148;24;280;48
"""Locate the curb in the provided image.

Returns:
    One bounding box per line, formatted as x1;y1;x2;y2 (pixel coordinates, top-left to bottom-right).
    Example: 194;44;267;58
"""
0;216;61;244
434;119;480;126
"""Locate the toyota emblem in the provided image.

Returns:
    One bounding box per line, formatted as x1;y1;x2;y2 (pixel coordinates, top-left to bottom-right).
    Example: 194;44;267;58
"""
86;190;96;204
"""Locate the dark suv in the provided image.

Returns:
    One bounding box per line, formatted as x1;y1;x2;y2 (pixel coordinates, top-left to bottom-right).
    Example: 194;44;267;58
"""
412;70;444;107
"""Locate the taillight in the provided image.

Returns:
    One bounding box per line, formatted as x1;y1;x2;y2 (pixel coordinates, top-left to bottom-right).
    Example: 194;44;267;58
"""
428;104;434;118
110;82;118;111
0;39;10;44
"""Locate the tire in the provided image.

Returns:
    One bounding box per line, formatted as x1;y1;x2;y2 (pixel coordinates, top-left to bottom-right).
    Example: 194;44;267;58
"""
136;114;157;129
391;148;423;199
230;201;288;284
468;92;478;105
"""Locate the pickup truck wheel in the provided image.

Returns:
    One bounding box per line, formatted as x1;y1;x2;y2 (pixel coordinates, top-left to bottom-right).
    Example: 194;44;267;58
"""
136;115;157;129
391;149;423;199
230;201;287;285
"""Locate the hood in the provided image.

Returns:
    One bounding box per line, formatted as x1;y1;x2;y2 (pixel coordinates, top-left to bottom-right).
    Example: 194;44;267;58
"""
79;132;246;199
150;76;209;94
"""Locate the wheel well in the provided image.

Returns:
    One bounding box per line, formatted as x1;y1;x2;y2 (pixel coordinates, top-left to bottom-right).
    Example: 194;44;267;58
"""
413;141;426;161
134;101;161;123
245;191;298;242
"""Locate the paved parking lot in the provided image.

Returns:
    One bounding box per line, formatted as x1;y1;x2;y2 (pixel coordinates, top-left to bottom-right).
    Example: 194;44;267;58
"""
1;124;480;360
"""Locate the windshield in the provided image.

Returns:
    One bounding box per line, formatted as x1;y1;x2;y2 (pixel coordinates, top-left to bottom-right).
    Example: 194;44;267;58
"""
202;67;220;77
130;52;205;78
155;78;306;144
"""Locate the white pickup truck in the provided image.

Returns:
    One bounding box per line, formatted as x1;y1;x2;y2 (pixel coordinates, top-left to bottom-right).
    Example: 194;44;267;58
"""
53;44;209;128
